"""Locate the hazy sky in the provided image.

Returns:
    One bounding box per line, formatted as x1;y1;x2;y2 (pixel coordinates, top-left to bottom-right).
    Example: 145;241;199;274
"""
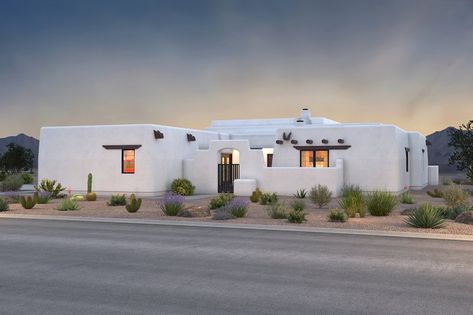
1;0;472;138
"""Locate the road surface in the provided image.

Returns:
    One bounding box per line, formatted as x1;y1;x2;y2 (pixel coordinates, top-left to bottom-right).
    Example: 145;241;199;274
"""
0;219;472;314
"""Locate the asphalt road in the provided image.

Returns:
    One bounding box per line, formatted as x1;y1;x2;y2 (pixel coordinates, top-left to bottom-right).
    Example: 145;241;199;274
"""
0;219;472;315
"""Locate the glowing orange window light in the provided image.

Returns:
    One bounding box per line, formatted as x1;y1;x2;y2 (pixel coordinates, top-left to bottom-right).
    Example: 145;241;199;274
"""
122;149;135;174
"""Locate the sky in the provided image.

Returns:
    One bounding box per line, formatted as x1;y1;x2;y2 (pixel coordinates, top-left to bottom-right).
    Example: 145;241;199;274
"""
0;0;472;138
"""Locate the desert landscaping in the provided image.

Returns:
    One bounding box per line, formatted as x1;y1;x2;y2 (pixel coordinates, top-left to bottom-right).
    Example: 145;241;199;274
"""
1;177;473;236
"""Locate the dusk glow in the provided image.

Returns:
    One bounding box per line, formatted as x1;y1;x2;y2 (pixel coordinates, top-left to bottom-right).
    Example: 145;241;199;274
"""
1;0;472;137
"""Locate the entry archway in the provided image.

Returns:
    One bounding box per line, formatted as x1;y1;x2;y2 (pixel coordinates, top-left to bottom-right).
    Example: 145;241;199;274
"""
218;148;240;193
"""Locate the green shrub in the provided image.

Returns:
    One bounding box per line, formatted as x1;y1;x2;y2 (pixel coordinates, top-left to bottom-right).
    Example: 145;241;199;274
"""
266;202;287;219
427;188;443;198
399;192;415;204
406;204;445;229
294;189;307;199
57;198;79;211
70;194;84;201
288;208;307;223
366;191;397;216
440;205;472;220
327;209;348;222
35;179;66;198
0;171;6;182
107;194;127;206
290;199;305;212
260;192;278;205
20;195;37;209
0;174;24;192
442;185;470;207
209;193;234;209
309;185;332;208
0;197;9;212
126;194;142;213
171;178;195;196
34;191;51;204
160;193;184;216
341;185;363;198
249;188;262;203
339;189;365;218
20;172;34;184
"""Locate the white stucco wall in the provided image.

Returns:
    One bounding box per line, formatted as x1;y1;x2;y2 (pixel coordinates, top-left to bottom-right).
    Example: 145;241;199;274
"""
38;124;223;196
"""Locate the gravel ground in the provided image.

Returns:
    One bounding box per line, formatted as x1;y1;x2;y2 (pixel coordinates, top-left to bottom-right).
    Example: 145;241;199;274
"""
2;186;473;236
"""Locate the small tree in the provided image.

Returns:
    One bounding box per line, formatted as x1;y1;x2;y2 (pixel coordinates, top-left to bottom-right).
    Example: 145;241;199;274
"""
448;121;473;182
0;143;34;173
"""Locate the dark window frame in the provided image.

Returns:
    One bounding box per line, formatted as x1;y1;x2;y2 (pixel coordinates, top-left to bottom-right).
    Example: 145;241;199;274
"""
299;149;330;168
122;149;136;174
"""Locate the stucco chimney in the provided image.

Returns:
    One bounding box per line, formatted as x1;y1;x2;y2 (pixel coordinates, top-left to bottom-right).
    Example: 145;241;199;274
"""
296;108;312;125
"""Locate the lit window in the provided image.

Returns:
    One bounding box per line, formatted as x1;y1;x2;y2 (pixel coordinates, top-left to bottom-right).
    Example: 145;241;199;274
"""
315;150;329;168
300;150;329;168
122;149;135;174
301;151;314;167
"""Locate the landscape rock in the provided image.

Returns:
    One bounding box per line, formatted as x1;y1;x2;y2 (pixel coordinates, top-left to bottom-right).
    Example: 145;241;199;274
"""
178;206;210;218
455;211;473;225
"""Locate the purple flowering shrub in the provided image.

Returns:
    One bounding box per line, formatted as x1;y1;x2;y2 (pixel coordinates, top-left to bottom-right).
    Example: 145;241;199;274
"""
160;192;185;216
226;197;249;218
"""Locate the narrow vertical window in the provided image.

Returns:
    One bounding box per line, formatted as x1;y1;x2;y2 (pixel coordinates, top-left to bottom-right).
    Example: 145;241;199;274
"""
405;149;409;172
122;149;135;174
300;150;314;167
315;150;329;168
267;154;273;167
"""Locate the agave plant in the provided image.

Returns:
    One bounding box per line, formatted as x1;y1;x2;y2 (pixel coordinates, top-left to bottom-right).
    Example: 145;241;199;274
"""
406;204;445;229
34;179;66;198
294;189;307;199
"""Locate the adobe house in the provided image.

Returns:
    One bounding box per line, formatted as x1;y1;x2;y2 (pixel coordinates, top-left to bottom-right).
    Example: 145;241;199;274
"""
38;108;439;196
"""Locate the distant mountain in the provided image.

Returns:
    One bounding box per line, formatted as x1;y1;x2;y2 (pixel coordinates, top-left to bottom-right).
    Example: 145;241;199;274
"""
0;134;39;168
426;127;458;173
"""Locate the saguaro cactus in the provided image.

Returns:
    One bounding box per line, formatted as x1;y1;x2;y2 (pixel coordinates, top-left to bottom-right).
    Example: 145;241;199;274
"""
87;173;93;194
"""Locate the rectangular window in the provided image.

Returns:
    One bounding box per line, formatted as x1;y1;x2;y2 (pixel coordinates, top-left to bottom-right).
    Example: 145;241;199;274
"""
267;154;273;167
405;150;409;172
300;150;314;167
300;150;329;168
122;149;135;174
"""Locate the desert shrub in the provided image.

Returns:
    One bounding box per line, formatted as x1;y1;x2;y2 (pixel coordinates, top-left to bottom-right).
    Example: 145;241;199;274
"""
288;208;307;223
226;198;248;218
4;192;20;203
209;193;234;209
249;188;262;203
70;195;85;202
0;171;6;182
35;191;51;204
406;204;445;229
440;205;472;220
427;188;443;198
35;179;66;198
20;195;36;209
259;192;278;205
339;189;365;218
20;172;34;184
57;198;79;211
294;189;307;199
266;202;288;219
212;208;234;220
0;174;24;192
442;185;470;207
107;194;126;206
0;197;9;212
341;185;363;198
399;192;415;204
290;199;305;212
309;185;332;208
160;192;184;216
171;178;195;196
126;194;142;213
327;209;348;222
366;191;397;216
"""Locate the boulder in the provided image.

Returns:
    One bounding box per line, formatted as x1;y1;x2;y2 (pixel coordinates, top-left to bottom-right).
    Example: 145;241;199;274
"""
455;211;473;225
178;206;210;218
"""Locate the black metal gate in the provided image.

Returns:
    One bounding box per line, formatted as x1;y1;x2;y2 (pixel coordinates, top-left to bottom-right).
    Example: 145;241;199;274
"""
218;164;240;193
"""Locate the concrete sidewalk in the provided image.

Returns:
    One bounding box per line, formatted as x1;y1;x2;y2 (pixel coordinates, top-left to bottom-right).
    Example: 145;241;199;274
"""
1;213;472;241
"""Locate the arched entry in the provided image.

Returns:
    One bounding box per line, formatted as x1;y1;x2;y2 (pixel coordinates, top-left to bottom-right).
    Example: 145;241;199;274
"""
218;149;240;193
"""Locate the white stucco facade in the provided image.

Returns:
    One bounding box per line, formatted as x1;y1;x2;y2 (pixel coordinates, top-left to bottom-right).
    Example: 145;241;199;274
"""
38;109;438;197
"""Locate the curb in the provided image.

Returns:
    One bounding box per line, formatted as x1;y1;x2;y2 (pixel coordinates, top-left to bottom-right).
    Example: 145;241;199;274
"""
1;214;472;241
